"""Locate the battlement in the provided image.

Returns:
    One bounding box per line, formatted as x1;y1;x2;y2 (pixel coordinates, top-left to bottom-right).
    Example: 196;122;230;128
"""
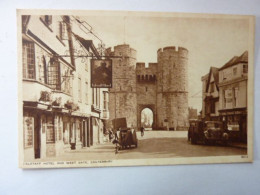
136;62;157;74
157;46;188;57
136;62;157;83
105;44;137;59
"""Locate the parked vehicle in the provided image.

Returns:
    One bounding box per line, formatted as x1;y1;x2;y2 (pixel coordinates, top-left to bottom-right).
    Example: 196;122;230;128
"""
118;128;138;149
112;118;138;150
188;120;229;145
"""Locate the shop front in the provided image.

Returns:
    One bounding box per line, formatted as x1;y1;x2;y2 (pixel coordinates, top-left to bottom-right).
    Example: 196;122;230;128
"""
219;108;247;143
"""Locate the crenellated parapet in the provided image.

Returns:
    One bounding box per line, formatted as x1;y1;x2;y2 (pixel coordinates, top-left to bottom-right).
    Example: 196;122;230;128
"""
106;44;137;60
157;46;188;59
136;62;158;83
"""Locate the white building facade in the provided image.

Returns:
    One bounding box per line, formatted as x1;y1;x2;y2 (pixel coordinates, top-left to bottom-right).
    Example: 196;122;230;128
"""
218;51;248;142
21;15;109;161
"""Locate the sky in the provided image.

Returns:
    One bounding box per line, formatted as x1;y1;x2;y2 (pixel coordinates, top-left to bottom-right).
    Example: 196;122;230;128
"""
76;13;249;111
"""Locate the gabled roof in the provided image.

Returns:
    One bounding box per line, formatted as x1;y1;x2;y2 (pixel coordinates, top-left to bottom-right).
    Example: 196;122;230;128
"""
219;51;248;71
206;67;219;92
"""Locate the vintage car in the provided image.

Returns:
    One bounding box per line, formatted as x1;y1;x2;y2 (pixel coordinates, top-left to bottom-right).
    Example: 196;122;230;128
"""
188;120;229;145
118;128;138;149
112;118;138;150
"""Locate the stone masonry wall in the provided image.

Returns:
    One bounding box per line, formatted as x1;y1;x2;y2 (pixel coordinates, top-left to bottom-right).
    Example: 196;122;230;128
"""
106;44;137;128
157;47;189;130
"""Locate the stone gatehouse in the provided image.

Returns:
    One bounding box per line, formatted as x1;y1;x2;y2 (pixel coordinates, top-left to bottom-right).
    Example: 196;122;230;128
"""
106;44;189;130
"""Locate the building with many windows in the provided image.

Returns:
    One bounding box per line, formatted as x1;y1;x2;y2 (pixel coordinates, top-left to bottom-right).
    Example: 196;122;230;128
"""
21;15;109;161
218;51;248;142
201;51;248;142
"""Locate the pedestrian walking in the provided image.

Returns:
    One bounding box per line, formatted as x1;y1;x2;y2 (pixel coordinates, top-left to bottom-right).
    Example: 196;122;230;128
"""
108;129;113;142
141;126;144;137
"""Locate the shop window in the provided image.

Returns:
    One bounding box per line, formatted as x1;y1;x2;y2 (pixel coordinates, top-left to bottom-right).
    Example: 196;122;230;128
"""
46;116;55;143
23;116;34;148
48;57;61;90
22;40;35;79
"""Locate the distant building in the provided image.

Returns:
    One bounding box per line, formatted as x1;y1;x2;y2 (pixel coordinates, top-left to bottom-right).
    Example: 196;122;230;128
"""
188;107;198;119
21;15;109;161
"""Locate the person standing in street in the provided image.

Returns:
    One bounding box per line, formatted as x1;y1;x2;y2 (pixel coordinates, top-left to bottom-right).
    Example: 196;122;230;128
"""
141;126;144;137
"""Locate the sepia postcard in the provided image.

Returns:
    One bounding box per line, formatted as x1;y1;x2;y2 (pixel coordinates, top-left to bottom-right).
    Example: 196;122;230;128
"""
17;9;255;168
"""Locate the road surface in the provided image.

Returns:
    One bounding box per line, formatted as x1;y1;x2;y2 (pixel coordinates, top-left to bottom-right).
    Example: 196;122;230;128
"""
37;131;247;161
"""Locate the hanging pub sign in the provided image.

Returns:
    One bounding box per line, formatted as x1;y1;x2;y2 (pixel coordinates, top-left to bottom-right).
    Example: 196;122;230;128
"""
91;59;112;88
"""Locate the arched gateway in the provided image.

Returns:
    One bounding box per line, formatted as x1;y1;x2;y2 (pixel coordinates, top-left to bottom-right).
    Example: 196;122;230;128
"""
138;105;156;130
107;44;189;131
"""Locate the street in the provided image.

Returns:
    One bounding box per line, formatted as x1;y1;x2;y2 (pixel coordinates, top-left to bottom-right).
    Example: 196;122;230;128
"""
36;131;247;162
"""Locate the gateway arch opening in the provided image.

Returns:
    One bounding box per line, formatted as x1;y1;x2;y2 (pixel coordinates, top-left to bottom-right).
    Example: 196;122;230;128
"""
141;108;154;130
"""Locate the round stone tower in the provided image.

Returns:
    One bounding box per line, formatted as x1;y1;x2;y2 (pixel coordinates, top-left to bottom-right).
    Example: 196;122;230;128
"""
105;44;137;128
157;46;189;130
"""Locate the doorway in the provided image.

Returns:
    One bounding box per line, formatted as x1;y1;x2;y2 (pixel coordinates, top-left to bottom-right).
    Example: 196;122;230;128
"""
141;108;154;130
